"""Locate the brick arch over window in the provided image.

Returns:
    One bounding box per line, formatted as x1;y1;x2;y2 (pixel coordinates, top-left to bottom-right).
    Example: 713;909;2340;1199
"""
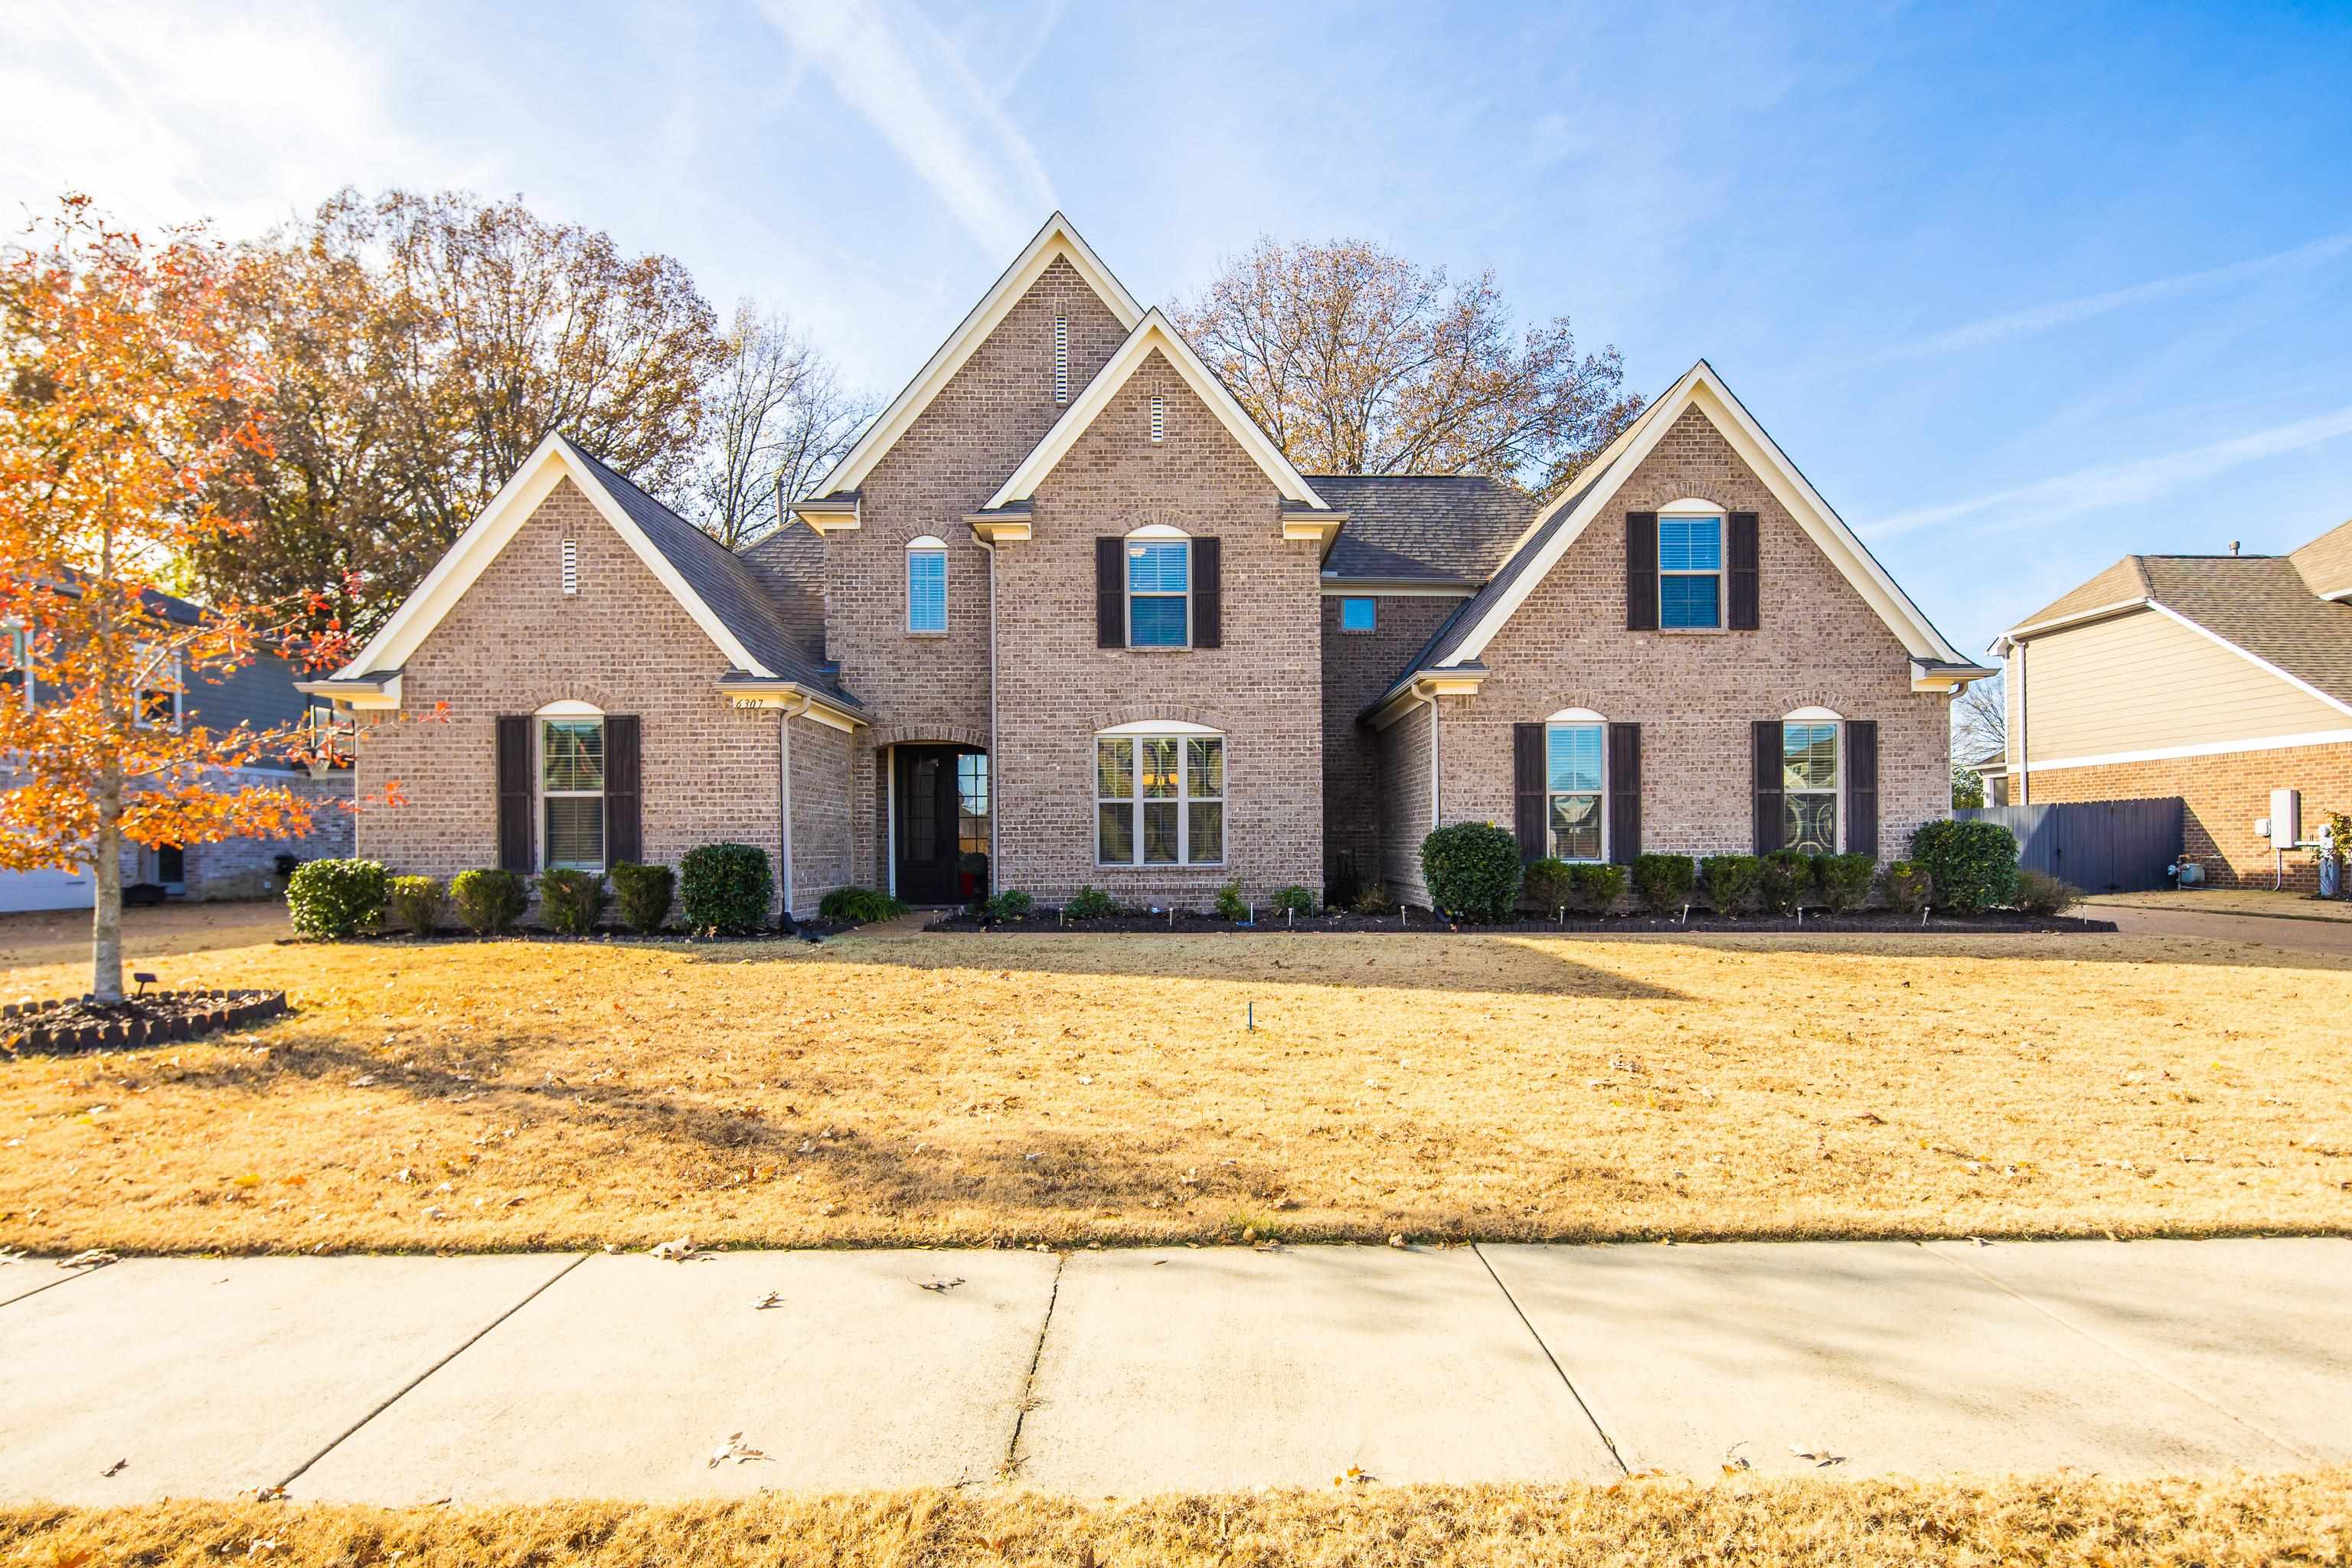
871;723;989;751
1085;704;1234;734
521;686;629;717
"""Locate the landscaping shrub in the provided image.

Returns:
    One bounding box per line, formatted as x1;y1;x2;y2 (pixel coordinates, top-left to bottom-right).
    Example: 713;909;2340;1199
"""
387;874;446;936
450;868;528;935
537;868;607;936
1351;887;1396;916
1566;862;1626;915
1700;854;1763;916
1419;822;1521;923
286;858;389;940
1521;857;1576;914
1632;853;1695;915
1272;885;1317;916
818;887;910;924
1064;885;1116;920
1906;818;2020;912
2014;868;2084;916
1757;850;1811;916
609;861;675;934
1214;879;1249;921
1813;853;1876;913
680;844;773;935
1883;860;1932;915
986;889;1034;920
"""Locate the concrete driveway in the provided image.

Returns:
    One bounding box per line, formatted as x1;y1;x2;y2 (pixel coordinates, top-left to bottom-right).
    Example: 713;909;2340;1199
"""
1;1238;2344;1502
2091;904;2352;956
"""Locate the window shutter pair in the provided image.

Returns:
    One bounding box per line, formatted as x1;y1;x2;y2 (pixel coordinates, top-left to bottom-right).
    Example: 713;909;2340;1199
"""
1749;717;1877;856
1625;511;1760;629
1095;537;1220;648
1510;720;1642;863
495;714;642;871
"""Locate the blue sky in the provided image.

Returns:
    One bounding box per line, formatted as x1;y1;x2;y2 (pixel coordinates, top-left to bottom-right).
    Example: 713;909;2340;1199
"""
7;0;2349;657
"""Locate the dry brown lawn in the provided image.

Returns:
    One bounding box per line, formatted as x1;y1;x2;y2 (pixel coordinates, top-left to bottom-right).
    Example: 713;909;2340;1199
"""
2;909;2348;1253
2087;887;2352;922
5;1472;2348;1567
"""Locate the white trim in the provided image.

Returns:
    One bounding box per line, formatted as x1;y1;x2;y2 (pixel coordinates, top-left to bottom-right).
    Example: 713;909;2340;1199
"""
1541;716;1608;863
1127;521;1191;539
983;310;1331;512
1658;496;1723;514
1784;704;1842;722
812;213;1144;500
906;537;949;634
1318;583;1475;598
1547;707;1606;724
906;534;947;550
2022;728;2352;773
884;743;897;898
1443;362;1968;667
1999;594;2151;645
1099;718;1220;736
535;698;603;717
2143;601;2352;720
1093;729;1227;867
1779;717;1844;854
333;433;773;681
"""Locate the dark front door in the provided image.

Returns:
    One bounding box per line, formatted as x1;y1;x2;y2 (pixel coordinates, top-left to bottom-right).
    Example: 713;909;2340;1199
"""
895;746;982;904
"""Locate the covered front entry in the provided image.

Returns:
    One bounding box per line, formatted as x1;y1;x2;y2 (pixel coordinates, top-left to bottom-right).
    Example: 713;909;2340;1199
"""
892;744;988;904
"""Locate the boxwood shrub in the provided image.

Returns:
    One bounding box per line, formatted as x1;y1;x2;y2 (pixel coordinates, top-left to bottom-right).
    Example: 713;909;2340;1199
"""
1700;854;1763;916
1064;885;1116;920
1907;819;2019;912
537;868;606;936
1812;853;1876;913
680;844;773;935
1883;859;1932;915
450;868;528;936
286;858;389;940
1521;857;1576;914
1632;853;1694;915
1757;850;1811;916
387;874;446;936
609;861;675;934
1419;822;1521;922
1566;862;1626;916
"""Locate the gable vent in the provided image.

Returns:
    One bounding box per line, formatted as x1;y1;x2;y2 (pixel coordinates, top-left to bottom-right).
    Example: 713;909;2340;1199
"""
560;538;579;596
1150;396;1165;443
1054;315;1069;403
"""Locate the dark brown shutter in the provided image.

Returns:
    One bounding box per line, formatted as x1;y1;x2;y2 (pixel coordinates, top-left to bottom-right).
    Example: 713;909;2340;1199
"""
1512;722;1545;862
1844;720;1879;860
1752;720;1785;854
605;714;642;867
1625;512;1658;630
1096;537;1124;648
1607;721;1642;864
1728;511;1759;630
1192;537;1221;648
496;715;532;873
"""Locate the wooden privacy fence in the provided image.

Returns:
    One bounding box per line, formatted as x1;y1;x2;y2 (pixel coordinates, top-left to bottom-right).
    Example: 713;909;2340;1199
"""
1953;798;2184;893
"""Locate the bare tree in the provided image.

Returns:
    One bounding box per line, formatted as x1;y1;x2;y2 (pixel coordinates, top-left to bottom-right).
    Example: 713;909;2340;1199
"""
1952;674;2007;764
693;303;872;548
1175;236;1643;495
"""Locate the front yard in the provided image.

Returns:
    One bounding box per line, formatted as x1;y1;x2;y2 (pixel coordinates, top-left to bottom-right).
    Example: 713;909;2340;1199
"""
2;909;2347;1253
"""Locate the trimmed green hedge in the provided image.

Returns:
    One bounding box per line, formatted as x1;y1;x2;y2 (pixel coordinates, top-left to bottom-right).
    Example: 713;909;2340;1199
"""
538;868;606;936
1567;863;1626;916
1883;860;1932;915
1700;854;1762;916
286;858;388;940
1907;819;2019;912
1757;850;1811;916
609;862;675;933
450;868;527;935
1632;853;1695;915
680;844;773;936
1419;822;1521;922
1521;857;1576;913
387;874;446;936
1813;853;1875;913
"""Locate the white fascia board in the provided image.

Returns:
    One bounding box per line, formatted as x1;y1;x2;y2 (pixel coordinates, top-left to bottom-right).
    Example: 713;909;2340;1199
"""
335;434;773;681
811;213;1145;501
2001;596;2152;643
2024;727;2352;773
1439;362;1969;670
2144;600;2352;720
984;311;1329;511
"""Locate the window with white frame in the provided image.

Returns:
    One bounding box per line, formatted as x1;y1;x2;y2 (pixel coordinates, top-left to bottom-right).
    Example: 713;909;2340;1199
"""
1096;725;1223;865
4;622;30;710
1545;714;1606;861
1126;529;1190;648
540;710;606;869
906;537;948;632
1782;712;1840;854
1658;504;1724;629
133;647;181;730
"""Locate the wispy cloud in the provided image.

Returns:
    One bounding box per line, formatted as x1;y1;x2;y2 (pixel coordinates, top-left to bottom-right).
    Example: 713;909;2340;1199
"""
1868;233;2352;363
759;0;1054;256
1863;407;2352;539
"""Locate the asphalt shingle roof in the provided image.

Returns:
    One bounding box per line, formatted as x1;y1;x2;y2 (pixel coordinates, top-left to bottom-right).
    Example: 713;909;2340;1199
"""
2290;516;2352;599
1310;475;1535;583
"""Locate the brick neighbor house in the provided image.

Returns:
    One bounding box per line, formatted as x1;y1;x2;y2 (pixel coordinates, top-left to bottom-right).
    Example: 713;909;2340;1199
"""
302;214;1987;916
1986;521;2352;890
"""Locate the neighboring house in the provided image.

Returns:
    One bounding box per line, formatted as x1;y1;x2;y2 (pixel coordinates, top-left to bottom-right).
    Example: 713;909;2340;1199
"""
1988;522;2352;890
305;214;1986;916
0;586;354;913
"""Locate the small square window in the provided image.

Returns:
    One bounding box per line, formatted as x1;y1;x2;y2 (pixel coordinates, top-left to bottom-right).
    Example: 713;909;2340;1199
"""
1339;597;1376;632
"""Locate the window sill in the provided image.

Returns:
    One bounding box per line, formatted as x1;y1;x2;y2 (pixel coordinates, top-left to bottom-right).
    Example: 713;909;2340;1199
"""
1656;625;1733;635
905;629;951;638
1093;863;1228;871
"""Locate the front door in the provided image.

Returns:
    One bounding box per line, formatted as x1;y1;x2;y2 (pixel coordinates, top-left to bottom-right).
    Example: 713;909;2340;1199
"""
894;746;983;904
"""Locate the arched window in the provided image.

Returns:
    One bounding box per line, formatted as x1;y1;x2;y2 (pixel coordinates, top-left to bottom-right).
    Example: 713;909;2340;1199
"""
536;700;605;870
1124;524;1191;648
1096;720;1223;865
1780;707;1842;853
906;536;948;633
1544;708;1607;861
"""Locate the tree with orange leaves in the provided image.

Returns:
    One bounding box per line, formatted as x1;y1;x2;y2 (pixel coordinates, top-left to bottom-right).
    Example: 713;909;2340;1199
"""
0;196;343;1001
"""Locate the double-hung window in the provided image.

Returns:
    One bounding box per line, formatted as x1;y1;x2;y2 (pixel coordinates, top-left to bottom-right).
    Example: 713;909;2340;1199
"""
1658;514;1723;629
906;538;948;633
1782;720;1839;853
1127;539;1190;648
1545;722;1605;861
1096;729;1223;865
541;716;606;869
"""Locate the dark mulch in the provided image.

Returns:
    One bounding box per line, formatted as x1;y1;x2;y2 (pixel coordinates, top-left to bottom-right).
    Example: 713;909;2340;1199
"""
924;907;2118;936
278;919;857;947
2;989;288;1055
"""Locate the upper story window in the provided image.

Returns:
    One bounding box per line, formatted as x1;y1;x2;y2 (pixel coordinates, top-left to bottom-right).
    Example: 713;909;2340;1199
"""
1546;710;1606;861
1782;709;1840;853
1339;597;1377;632
133;647;181;730
4;622;31;710
1658;504;1724;629
906;536;948;633
539;704;605;870
1127;528;1191;648
1096;722;1224;866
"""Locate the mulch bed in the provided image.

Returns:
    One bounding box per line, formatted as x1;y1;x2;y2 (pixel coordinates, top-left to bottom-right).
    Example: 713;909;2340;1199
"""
2;989;288;1055
279;919;858;947
925;908;2118;936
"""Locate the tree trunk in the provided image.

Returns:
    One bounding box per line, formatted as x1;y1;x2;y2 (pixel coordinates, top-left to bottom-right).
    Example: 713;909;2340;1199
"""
91;758;124;1002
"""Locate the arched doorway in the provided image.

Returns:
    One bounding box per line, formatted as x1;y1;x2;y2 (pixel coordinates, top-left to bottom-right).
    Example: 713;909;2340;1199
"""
893;745;987;904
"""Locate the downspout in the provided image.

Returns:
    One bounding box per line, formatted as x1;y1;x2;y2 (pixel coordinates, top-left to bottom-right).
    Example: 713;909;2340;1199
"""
974;532;999;897
778;696;809;918
2014;641;2028;807
1423;681;1442;828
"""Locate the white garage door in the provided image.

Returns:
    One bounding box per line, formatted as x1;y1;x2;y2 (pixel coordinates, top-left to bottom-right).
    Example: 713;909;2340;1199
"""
0;867;94;913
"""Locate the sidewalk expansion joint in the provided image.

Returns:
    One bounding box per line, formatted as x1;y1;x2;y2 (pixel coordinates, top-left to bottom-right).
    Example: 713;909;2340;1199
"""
999;1250;1066;1481
1472;1243;1628;1475
0;1261;114;1312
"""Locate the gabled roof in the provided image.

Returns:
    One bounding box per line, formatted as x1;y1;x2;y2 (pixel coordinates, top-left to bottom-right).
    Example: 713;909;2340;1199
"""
328;433;858;710
2290;516;2352;601
1312;475;1534;583
808;212;1145;504
2008;556;2153;635
982;309;1331;513
1367;361;1974;710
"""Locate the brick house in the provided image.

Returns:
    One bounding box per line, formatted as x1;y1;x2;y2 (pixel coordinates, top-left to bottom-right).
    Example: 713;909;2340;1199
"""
304;214;1985;916
1986;521;2352;889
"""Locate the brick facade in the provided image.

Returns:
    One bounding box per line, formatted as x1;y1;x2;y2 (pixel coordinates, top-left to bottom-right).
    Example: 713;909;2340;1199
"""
2024;743;2352;890
1321;593;1463;892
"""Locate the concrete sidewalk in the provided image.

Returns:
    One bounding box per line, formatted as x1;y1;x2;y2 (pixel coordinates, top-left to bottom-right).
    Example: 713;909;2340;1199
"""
2;1238;2345;1503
